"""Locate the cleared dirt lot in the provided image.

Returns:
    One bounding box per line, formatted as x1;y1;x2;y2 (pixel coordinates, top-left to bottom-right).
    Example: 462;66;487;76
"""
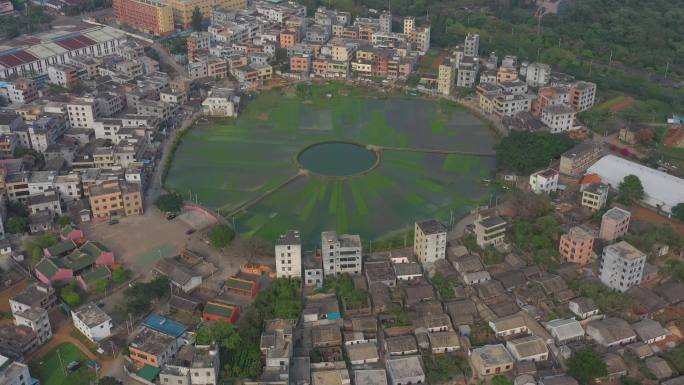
82;209;190;267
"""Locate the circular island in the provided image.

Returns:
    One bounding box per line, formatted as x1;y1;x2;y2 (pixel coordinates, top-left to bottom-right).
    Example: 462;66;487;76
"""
297;141;379;177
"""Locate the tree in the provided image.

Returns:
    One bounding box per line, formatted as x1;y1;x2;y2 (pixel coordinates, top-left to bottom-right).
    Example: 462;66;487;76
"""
492;375;514;385
494;131;575;174
112;268;131;284
94;279;109;294
98;377;121;385
57;216;71;227
635;128;655;146
208;224;234;248
568;351;608;385
61;285;81;307
23;234;57;265
7;217;28;234
424;353;466;384
191;7;203;31
673;203;684;222
155;193;184;213
196;321;240;349
618;174;644;206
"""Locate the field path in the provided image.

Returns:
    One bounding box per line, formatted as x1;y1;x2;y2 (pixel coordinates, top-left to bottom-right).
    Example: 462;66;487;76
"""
378;146;496;157
225;171;305;217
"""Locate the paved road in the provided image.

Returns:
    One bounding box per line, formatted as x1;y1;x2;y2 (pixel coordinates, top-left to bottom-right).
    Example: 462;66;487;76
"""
150;42;188;77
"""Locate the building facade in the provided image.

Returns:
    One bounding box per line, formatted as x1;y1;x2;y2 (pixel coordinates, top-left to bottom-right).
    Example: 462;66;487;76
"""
275;230;302;278
321;231;362;276
599;206;631;242
599;241;645;292
559;226;594;265
413;220;446;264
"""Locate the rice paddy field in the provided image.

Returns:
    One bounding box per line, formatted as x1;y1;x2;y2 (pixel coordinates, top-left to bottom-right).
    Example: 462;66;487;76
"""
166;84;497;246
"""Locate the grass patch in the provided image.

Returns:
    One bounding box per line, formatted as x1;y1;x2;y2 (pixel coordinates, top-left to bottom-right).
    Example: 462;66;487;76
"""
416;178;445;193
442;154;481;174
29;343;94;385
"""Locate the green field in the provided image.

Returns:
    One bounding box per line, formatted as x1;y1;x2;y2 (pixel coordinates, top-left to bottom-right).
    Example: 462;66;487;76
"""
29;343;94;385
166;84;497;245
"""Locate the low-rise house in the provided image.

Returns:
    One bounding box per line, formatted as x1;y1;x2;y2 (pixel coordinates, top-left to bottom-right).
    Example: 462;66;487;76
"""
544;318;585;345
474;215;506;248
415;314;452;333
655;281;684;307
404;283;435;308
203;300;240;324
224;276;259;298
60;225;84;241
260;319;295;371
445;299;478;326
604;352;628;381
539;376;579;385
568;297;599;320
303;294;340;322
645;356;673;380
71;303;112;342
663;376;684;385
627;286;668;317
428;331;460;353
386;356;425;385
201;88;240;117
393;262;422;281
365;261;396;287
27;189;62;217
627;342;654;359
354;369;387;385
312;324;342;348
77;265;111;291
384;334;418;356
631;319;668;344
471;344;514;377
0;325;37;360
506;335;548;362
586;317;636;347
312;369;350;385
154;258;202;293
345;341;379;365
489;314;527;338
159;344;220;385
463;271;491;285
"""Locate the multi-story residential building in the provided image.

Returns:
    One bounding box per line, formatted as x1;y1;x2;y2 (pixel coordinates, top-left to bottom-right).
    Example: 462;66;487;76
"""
456;56;479;88
559;226;594;265
541;104;576;133
279;29;299;48
290;54;311;73
7;78;38;104
47;64;85;88
129;327;178;368
165;0;246;29
403;16;414;35
581;183;609;211
71;303;113;342
524;62;551;87
13;307;51;345
464;33;479;57
275;230;302;278
408;26;431;53
474;214;506;248
9;284;56;316
480;93;532;117
438;57;456;96
0;356;33;385
534;86;569;116
27;189;62;217
379;11;392;33
496;66;518;82
599;206;631;242
599;241;645;292
0;325;38;361
559;141;603;177
0;134;17;159
321;231;362;276
89;179;143;219
569;81;596;112
201;88;239;117
186;31;211;61
113;0;174;36
529;168;559;194
414;220;446;264
67;98;100;129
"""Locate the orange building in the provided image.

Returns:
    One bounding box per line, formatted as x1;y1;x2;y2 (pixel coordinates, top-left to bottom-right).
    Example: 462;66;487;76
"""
290;55;311;73
128;327;178;368
559;226;595;265
113;0;174;36
89;180;143;220
496;67;518;82
279;29;299;49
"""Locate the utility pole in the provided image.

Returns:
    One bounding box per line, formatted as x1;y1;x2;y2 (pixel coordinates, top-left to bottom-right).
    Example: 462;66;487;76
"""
537;47;541;61
664;61;670;80
589;60;593;75
608;49;613;67
537;14;542;35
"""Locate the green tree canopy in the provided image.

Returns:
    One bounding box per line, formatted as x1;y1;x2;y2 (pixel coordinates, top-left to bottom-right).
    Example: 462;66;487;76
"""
568;351;608;385
155;193;184;213
98;377;121;385
196;321;240;349
618;174;644;206
208;224;235;248
111;268;131;284
191;7;203;31
492;375;514;385
57;216;72;227
94;279;109;294
495;132;575;174
23;234;57;265
7;217;28;234
61;285;81;307
672;203;684;222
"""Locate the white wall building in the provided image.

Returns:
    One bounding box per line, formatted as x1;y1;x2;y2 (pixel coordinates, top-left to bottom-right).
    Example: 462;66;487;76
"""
525;62;551;87
275;230;302;278
464;33;479;57
413;220;446;264
321;231;362;276
529;169;559;194
0;355;33;385
71;303;113;342
599;241;645;292
14;307;51;344
541;104;576;133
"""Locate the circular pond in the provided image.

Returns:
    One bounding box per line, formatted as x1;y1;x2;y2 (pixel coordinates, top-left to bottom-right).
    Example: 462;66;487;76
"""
298;142;378;177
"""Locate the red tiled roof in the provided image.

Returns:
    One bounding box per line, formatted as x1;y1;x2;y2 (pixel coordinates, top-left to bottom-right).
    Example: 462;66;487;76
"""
55;35;96;50
0;50;38;67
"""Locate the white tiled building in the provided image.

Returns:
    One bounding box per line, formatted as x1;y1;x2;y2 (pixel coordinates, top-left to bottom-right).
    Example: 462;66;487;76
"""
321;231;362;276
275;230;302;278
529;168;559;194
541;104;576;133
413;220;446;264
71;303;113;342
599;241;645;292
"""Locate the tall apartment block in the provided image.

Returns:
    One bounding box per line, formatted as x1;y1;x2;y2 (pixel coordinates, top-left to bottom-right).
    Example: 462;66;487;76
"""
403;17;415;35
166;0;247;29
321;231;362;276
414;220;447;264
113;0;174;36
379;11;392;33
599;207;631;242
275;230;302;279
464;33;480;57
559;226;594;265
599;241;645;292
569;81;597;112
474;214;506;248
438;58;456;96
